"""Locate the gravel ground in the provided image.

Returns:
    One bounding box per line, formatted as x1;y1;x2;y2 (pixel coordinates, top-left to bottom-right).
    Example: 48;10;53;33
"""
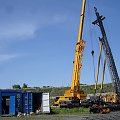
0;111;120;120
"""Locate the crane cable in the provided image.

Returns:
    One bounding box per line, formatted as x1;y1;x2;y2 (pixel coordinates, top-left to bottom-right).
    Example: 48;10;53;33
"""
87;0;96;85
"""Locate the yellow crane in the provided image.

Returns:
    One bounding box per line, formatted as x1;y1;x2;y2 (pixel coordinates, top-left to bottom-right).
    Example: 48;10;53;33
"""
54;0;87;106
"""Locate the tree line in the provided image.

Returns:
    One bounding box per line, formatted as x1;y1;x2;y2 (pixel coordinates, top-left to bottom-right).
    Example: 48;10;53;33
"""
12;83;114;97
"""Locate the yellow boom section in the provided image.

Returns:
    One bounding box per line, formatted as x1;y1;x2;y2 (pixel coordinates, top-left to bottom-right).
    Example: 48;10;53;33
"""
101;57;106;92
95;41;102;92
78;0;86;42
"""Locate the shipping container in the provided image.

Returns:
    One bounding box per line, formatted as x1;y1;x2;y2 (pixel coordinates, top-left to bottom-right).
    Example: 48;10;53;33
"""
0;90;22;115
22;92;50;114
0;90;50;116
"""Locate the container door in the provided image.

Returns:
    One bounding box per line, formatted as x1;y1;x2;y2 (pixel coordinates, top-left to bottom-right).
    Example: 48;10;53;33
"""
42;93;50;113
23;92;33;114
23;92;29;114
28;93;33;113
9;96;15;115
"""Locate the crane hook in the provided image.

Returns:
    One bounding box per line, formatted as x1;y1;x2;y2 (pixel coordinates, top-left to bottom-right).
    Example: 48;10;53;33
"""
91;50;94;56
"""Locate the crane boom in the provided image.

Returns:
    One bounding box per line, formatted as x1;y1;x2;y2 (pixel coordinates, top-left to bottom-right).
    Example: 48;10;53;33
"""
93;7;120;100
70;0;86;97
64;0;86;99
78;0;86;42
95;40;103;92
101;57;106;92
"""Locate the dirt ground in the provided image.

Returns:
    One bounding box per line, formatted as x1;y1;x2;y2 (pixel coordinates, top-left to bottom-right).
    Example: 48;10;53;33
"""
0;111;120;120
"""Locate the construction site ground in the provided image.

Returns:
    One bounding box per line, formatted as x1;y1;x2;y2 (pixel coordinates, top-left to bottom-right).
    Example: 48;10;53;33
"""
0;111;120;120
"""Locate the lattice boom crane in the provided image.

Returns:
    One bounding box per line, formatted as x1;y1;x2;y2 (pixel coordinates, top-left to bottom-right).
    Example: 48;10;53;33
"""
93;7;120;101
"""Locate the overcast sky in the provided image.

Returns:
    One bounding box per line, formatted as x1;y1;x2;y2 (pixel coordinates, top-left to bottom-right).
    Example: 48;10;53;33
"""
0;0;120;88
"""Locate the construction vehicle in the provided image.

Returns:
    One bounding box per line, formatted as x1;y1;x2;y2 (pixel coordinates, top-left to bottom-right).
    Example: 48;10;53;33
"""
54;0;87;106
59;99;80;108
89;7;120;113
89;97;111;114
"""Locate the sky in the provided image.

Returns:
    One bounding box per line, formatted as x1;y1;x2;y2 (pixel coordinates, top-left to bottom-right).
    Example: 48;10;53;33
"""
0;0;120;89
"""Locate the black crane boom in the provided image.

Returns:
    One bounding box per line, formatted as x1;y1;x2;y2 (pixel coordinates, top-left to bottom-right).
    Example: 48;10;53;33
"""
92;7;120;100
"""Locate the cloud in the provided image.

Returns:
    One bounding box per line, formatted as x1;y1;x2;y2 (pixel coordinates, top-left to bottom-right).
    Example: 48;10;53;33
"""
0;0;70;42
51;14;68;24
0;54;17;62
0;6;68;41
0;21;37;40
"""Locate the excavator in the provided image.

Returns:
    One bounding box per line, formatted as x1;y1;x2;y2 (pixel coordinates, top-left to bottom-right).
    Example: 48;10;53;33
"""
54;0;87;106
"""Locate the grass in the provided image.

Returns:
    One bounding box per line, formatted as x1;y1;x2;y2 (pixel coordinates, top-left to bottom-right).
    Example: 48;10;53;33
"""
0;108;89;120
51;107;89;115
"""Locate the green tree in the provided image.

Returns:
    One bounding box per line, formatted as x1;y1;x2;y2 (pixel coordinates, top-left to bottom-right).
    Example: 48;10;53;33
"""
22;83;28;88
12;84;21;89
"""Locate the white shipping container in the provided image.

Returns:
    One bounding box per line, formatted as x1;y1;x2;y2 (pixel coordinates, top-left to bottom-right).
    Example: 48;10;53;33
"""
42;93;50;113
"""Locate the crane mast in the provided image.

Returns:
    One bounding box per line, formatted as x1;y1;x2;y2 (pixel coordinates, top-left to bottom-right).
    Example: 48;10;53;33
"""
93;7;120;100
